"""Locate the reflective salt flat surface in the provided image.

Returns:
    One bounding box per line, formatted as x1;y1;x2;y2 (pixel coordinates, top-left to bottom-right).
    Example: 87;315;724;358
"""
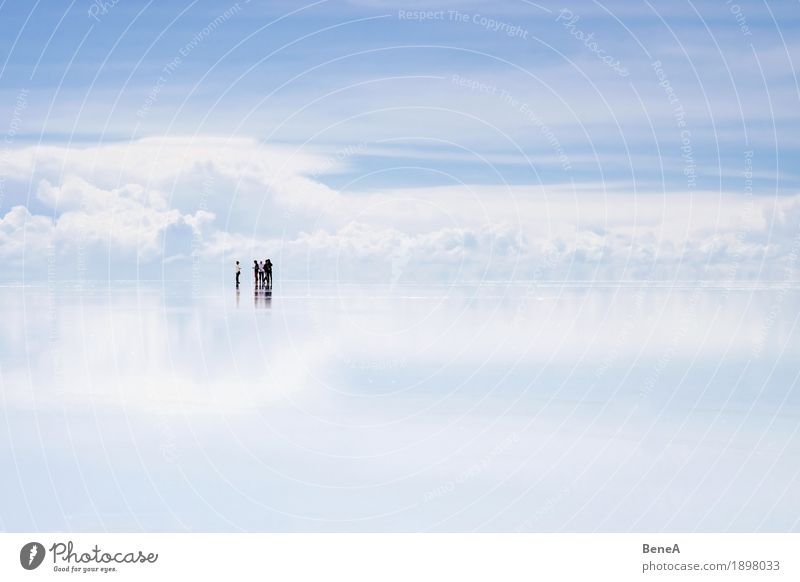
1;281;799;532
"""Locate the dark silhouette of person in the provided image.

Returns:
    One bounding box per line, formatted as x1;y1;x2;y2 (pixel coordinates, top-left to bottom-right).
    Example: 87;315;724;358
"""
253;260;259;286
265;259;273;288
235;260;241;287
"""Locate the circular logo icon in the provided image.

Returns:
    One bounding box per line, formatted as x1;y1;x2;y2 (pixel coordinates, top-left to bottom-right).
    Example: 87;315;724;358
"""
20;542;46;570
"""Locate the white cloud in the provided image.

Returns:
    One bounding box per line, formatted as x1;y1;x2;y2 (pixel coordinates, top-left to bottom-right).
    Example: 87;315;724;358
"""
0;137;798;282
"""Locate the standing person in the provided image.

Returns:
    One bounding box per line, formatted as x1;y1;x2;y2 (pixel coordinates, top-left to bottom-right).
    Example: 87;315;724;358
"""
259;260;266;287
265;258;273;289
235;260;241;287
253;260;259;286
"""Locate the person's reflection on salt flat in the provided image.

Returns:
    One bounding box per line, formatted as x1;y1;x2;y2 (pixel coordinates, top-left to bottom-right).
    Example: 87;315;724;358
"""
253;288;271;309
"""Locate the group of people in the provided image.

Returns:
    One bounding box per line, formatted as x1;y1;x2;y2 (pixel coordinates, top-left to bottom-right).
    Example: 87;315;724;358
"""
235;258;273;288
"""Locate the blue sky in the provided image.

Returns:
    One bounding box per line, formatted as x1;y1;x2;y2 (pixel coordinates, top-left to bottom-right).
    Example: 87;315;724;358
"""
1;0;799;282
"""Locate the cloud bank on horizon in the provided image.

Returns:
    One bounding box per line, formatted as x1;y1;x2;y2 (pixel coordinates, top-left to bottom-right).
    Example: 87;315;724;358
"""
0;0;798;283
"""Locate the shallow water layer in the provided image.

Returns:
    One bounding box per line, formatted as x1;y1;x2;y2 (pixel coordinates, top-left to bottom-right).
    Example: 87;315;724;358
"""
1;281;799;532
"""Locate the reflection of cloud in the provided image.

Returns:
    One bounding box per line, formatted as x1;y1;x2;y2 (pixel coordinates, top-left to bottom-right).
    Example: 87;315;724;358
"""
5;283;798;415
0;288;318;414
1;283;799;530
